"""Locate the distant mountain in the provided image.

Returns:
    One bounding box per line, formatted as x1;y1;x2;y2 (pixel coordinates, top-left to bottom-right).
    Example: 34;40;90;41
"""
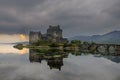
69;31;120;44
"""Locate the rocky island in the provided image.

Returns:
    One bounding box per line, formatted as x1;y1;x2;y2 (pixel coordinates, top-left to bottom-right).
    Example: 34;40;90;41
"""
14;25;120;56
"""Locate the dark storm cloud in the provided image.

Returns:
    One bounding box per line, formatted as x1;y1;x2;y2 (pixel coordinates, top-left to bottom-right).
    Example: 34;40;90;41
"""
102;0;120;18
0;0;120;37
0;0;45;9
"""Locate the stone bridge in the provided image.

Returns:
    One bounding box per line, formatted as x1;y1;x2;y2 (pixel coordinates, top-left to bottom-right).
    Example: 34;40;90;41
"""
80;44;120;56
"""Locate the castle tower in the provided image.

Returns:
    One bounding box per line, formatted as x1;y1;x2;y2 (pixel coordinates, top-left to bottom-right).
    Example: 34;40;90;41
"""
29;31;42;44
47;25;62;38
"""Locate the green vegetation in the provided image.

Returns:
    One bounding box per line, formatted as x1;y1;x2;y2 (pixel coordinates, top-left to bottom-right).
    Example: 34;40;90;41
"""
49;43;60;47
71;40;82;45
13;44;23;50
29;39;96;47
31;40;51;46
14;39;98;54
13;40;120;56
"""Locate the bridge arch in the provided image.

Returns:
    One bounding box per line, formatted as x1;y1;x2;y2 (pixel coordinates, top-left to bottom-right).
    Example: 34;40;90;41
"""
108;46;116;54
97;45;106;54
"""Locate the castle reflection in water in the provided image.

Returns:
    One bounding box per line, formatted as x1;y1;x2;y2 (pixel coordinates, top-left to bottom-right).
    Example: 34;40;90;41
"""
29;48;120;70
29;49;82;70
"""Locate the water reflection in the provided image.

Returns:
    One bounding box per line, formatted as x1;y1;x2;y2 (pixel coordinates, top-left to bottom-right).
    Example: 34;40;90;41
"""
29;49;68;70
0;44;28;54
29;48;120;70
0;44;120;80
95;56;120;63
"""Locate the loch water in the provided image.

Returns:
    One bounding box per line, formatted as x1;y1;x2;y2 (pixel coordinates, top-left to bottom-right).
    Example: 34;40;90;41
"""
0;44;120;80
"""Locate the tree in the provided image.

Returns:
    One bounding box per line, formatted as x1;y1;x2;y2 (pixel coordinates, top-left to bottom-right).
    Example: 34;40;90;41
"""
83;41;89;45
71;40;81;45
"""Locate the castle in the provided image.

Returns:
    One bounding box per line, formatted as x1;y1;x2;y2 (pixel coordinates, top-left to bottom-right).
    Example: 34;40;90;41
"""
29;25;68;44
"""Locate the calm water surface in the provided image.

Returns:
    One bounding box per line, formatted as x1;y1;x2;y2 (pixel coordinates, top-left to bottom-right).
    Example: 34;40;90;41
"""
0;44;120;80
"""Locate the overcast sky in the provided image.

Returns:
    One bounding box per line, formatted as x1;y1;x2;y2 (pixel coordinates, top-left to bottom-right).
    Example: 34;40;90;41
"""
0;0;120;37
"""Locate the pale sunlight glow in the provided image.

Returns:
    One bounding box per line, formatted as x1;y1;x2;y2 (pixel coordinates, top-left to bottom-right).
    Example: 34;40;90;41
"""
19;34;27;41
0;44;28;54
0;34;28;43
20;48;28;54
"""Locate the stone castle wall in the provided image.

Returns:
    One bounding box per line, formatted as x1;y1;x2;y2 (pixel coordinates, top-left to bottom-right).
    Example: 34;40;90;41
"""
29;25;68;44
